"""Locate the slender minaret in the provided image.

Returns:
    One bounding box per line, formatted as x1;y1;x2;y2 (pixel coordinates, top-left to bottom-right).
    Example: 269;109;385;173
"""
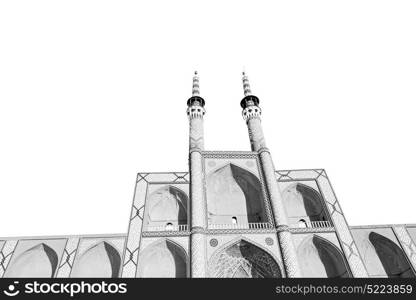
187;71;207;277
240;72;302;277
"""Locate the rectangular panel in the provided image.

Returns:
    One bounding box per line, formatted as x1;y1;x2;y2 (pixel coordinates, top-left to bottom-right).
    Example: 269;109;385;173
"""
122;172;189;278
293;232;351;277
202;151;274;228
3;238;67;278
70;236;125;278
277;169;369;277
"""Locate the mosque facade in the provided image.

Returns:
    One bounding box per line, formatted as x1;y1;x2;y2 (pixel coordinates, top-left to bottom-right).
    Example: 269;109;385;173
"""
1;73;415;278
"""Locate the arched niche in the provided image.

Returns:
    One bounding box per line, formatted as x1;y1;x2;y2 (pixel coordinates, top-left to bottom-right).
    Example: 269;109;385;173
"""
145;185;188;229
5;243;58;278
282;183;328;226
369;232;415;278
206;163;267;224
137;239;188;278
208;239;282;278
297;235;350;278
71;241;121;278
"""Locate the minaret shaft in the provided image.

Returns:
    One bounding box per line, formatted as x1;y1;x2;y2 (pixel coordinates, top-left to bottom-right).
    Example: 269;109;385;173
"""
240;72;302;277
187;71;207;278
247;118;266;151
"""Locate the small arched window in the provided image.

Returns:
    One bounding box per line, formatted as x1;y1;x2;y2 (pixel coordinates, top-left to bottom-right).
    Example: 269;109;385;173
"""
232;217;238;225
165;223;174;231
298;219;307;228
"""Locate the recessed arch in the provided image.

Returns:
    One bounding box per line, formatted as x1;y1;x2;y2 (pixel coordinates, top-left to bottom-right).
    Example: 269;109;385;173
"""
206;163;267;224
5;243;59;278
297;235;350;278
137;239;188;278
144;185;188;229
369;232;415;278
208;238;282;278
71;241;121;278
282;183;328;225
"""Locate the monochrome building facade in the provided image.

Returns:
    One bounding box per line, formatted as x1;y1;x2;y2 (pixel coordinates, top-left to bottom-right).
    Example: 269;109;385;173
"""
1;73;416;278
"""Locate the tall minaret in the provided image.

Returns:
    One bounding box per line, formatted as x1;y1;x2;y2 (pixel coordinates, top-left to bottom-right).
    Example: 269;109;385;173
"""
187;71;207;277
240;72;302;277
187;71;205;149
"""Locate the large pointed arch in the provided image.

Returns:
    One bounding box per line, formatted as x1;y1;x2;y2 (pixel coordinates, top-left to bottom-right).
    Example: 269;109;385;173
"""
369;232;415;278
5;243;59;278
206;163;267;224
137;239;188;278
297;235;350;278
282;183;328;225
208;238;282;278
144;185;188;229
71;241;121;278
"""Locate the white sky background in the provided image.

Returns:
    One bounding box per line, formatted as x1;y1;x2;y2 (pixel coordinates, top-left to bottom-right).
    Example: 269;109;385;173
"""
0;1;415;237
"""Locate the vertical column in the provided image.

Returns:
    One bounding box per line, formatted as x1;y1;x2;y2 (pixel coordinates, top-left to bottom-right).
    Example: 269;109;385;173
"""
187;72;207;277
240;72;302;277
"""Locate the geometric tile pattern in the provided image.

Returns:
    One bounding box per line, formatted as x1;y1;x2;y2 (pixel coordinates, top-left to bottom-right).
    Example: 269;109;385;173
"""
276;169;327;182
208;238;283;278
0;240;18;278
56;237;80;278
276;169;369;277
393;226;416;271
122;172;189;278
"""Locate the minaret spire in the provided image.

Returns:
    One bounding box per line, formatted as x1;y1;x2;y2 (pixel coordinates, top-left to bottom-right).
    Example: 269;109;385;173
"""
240;71;261;123
192;71;200;96
187;70;205;121
242;71;252;96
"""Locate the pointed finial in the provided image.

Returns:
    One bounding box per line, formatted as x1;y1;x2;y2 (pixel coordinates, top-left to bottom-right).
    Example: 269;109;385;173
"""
192;71;200;96
242;71;252;96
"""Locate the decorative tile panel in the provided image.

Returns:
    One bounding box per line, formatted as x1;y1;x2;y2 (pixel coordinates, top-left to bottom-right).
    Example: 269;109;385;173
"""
0;240;18;277
56;237;79;278
122;172;189;278
276;169;369;277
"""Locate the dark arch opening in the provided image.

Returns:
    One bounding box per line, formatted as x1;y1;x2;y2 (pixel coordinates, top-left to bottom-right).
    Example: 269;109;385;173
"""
313;236;350;278
41;243;59;277
166;241;187;278
369;232;415;278
297;184;327;222
282;183;329;225
209;239;282;278
103;242;122;278
206;163;267;224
